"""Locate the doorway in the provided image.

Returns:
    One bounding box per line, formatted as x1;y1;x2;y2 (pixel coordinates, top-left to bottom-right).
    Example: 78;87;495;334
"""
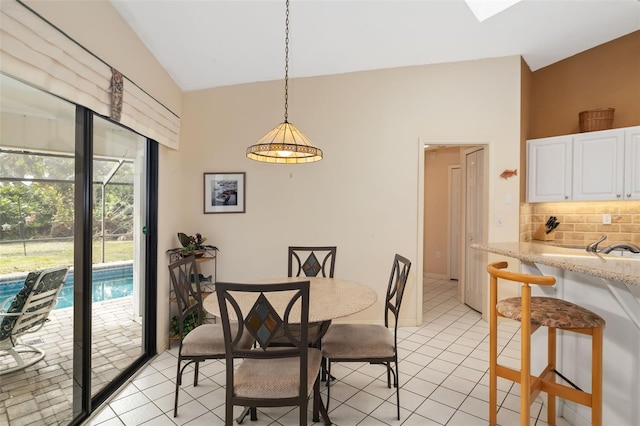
420;141;487;315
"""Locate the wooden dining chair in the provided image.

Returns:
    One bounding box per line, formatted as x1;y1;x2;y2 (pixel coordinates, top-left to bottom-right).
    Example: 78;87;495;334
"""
321;253;411;420
215;280;331;426
168;256;253;417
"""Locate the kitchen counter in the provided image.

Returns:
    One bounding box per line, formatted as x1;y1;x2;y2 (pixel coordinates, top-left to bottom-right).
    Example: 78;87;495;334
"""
471;241;640;287
472;241;640;426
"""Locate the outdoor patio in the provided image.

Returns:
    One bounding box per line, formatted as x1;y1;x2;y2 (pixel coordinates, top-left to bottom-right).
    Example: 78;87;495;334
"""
0;296;142;425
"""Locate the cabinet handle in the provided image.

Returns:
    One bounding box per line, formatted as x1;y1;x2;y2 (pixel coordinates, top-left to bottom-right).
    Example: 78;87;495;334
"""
564;195;569;199
627;194;632;198
617;194;621;198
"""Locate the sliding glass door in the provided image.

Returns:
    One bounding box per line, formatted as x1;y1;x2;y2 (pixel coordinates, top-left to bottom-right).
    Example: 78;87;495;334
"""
0;73;156;425
90;115;146;397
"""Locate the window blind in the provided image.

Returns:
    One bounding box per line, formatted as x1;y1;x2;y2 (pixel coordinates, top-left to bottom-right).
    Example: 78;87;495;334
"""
0;0;180;149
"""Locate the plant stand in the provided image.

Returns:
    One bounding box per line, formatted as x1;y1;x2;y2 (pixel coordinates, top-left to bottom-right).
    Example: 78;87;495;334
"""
167;251;217;349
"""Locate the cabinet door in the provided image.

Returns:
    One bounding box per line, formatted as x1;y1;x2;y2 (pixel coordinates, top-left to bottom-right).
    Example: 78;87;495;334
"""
624;126;640;200
572;129;624;201
527;136;572;202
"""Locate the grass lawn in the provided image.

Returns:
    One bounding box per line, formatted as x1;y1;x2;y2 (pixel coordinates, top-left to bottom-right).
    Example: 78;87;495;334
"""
0;240;134;275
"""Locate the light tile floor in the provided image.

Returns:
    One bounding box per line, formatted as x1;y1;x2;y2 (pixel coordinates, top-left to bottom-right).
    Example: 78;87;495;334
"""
85;278;572;426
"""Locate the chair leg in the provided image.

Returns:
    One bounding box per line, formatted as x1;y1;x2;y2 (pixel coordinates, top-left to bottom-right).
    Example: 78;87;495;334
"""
235;407;257;424
174;359;182;417
592;327;603;426
395;358;400;420
194;361;199;386
314;374;332;426
301;384;309;426
521;286;532;426
326;360;332;411
489;295;498;425
547;328;557;426
173;381;180;418
226;400;234;425
386;361;392;388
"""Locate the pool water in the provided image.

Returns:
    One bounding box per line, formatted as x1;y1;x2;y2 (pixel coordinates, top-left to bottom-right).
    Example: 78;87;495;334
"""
0;264;133;309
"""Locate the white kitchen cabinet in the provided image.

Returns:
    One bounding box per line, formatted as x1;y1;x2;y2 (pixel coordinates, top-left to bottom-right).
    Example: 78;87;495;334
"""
527;135;572;202
624;126;640;200
572;129;624;201
527;126;639;202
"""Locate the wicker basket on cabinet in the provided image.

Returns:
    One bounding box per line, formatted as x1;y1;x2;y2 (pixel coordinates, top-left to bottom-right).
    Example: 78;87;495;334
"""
579;108;614;132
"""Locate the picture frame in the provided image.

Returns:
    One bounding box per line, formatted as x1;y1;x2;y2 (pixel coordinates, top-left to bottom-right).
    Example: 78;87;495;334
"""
203;172;246;214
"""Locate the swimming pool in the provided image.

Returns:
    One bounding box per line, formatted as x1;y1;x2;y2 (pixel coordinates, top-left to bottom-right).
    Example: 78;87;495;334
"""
0;263;134;309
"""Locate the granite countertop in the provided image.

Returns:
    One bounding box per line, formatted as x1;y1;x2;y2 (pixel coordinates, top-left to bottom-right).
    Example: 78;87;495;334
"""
471;241;640;287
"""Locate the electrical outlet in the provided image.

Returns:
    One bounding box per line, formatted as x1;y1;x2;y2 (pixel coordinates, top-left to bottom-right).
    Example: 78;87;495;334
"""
603;213;611;225
435;251;441;259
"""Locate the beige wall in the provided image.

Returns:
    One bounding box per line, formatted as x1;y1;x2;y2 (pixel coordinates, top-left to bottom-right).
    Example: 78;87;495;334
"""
180;57;523;332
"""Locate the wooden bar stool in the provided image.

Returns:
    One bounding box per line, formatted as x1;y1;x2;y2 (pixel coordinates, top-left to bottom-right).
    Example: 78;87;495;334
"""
487;261;605;426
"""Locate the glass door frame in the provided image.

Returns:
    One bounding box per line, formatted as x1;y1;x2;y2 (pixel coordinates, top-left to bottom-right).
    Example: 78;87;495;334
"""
70;106;158;425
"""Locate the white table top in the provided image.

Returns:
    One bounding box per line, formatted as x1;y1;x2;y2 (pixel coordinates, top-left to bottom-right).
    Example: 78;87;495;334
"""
203;277;378;323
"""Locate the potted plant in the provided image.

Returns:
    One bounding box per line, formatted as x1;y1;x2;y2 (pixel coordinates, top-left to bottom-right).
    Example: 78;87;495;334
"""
170;310;200;338
167;232;218;259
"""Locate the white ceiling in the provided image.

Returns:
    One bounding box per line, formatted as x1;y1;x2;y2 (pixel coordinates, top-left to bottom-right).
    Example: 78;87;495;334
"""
111;0;640;92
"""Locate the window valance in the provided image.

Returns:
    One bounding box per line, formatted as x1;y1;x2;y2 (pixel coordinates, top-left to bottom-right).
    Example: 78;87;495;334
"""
0;0;180;149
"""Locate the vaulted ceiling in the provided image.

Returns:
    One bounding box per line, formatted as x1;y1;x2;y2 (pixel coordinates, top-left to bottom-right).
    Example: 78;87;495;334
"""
110;1;638;91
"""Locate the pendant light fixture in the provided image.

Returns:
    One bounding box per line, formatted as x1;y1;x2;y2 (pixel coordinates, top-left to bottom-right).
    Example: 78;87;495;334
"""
246;0;322;164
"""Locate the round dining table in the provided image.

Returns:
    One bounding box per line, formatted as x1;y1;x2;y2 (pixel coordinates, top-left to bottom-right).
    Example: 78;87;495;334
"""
202;276;376;423
202;276;378;322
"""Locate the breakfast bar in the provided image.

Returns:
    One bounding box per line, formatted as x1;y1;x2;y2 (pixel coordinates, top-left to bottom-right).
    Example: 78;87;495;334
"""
472;242;640;426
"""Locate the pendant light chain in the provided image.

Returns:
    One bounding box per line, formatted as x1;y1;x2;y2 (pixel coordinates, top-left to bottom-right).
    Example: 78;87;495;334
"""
284;0;289;123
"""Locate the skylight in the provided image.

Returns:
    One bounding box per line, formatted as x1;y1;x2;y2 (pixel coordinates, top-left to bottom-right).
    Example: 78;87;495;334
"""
465;0;523;22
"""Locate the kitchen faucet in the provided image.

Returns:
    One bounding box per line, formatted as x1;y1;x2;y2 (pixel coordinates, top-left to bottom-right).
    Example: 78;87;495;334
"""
585;235;640;254
599;242;640;254
586;235;607;252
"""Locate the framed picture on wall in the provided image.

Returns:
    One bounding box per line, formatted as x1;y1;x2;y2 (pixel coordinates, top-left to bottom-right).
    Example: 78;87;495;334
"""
203;172;246;214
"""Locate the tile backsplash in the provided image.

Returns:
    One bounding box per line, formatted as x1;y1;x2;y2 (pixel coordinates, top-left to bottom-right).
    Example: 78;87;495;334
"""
521;201;640;245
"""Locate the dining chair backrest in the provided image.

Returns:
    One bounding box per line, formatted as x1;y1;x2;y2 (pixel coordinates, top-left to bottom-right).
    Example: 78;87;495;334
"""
168;256;204;338
384;253;412;332
288;246;337;278
215;280;316;424
216;280;310;359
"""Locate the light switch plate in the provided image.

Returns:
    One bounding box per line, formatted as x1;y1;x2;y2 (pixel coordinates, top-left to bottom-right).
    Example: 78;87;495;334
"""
603;213;611;225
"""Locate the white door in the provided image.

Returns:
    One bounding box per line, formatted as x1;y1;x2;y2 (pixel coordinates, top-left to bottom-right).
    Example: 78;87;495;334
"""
449;166;461;280
464;147;484;312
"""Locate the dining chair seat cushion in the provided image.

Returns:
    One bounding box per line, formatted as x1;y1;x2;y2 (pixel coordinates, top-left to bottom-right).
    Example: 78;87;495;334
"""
234;348;322;399
322;324;394;359
497;296;605;329
181;324;253;357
